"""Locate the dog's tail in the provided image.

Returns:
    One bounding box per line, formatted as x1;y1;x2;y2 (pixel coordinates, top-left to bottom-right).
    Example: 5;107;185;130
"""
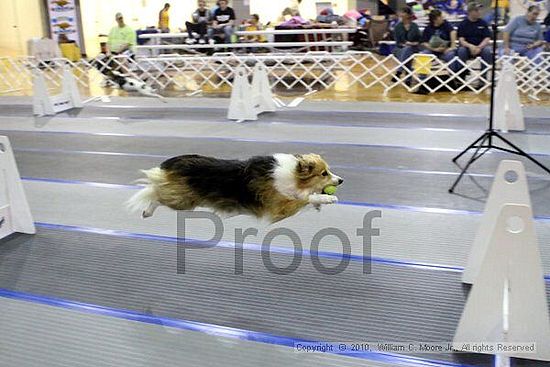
126;167;165;215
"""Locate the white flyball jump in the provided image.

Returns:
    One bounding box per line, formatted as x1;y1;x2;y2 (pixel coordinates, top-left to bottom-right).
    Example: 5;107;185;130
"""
228;63;277;121
33;66;83;116
454;160;550;362
0;136;35;240
494;62;524;132
462;160;531;284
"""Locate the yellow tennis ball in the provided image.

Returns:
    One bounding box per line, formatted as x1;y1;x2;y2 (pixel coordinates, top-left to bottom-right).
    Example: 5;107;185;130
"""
323;185;337;195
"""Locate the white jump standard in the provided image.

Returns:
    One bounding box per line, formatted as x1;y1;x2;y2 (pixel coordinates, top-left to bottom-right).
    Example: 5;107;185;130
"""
32;66;83;116
454;160;550;363
0;136;35;239
228;63;277;121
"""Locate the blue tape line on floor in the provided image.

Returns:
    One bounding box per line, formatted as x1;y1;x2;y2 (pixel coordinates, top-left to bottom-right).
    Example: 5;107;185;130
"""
34;222;550;282
0;287;476;367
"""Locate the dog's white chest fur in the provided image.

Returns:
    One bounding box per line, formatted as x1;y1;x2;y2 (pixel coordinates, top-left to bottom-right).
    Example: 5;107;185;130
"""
273;154;308;200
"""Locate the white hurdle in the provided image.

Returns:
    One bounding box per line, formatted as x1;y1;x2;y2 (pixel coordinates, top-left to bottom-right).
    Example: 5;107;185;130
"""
462;160;531;284
227;67;257;121
454;160;550;362
251;63;276;114
32;65;83;116
494;62;524;132
0;136;35;239
228;64;277;121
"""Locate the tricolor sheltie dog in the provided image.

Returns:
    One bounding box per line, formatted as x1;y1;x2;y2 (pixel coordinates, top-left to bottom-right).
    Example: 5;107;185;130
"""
127;153;343;223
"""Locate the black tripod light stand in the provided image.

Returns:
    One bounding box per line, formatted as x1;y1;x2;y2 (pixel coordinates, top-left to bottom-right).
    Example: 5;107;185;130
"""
448;0;550;193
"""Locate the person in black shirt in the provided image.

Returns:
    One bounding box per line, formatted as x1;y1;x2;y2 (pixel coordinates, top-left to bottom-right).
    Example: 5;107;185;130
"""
186;0;212;44
207;0;236;44
421;10;458;71
456;2;492;79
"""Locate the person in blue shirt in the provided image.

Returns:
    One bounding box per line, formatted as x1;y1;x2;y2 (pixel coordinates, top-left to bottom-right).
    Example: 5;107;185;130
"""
456;2;492;79
503;6;545;59
392;7;422;80
421;9;458;68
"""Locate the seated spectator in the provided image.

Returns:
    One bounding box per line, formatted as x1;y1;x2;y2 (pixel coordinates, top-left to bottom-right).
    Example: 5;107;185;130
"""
278;7;309;26
241;14;265;43
392;7;422;80
316;8;344;25
158;3;170;33
456;2;492;79
421;10;457;67
186;0;212;44
279;13;310;27
107;13;136;54
279;7;294;23
503;5;545;59
207;0;236;44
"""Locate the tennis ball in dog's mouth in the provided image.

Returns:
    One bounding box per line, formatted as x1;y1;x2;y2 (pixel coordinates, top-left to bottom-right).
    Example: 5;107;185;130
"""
323;185;337;195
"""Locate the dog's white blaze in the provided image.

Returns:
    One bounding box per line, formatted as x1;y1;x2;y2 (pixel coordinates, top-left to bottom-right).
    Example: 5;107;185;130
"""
273;154;307;200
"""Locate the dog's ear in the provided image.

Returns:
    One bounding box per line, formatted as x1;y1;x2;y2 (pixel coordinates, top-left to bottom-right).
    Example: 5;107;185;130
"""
296;155;316;178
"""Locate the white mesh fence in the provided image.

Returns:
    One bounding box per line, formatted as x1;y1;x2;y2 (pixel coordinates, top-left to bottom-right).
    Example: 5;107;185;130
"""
1;52;548;97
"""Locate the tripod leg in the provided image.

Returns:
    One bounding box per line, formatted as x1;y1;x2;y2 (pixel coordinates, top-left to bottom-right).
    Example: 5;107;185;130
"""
449;134;490;193
493;134;550;174
452;133;488;163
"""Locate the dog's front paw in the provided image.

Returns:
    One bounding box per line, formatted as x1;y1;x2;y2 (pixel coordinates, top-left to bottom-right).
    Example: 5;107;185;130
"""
309;194;339;205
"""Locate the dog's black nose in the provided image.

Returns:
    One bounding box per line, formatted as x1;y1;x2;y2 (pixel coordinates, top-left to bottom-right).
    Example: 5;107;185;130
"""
338;178;344;185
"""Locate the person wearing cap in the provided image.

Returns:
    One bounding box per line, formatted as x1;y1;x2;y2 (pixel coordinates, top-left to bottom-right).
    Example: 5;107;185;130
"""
503;5;545;59
392;6;422;81
456;2;492;79
107;13;137;54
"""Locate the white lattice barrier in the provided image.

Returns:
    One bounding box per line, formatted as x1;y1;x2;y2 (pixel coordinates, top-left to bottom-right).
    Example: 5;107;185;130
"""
384;52;550;97
0;52;549;97
133;52;377;91
0;57;34;94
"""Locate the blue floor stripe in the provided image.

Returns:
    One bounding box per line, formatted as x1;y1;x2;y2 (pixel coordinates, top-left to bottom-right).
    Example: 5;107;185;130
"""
0;287;477;367
34;222;550;282
33;222;464;273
